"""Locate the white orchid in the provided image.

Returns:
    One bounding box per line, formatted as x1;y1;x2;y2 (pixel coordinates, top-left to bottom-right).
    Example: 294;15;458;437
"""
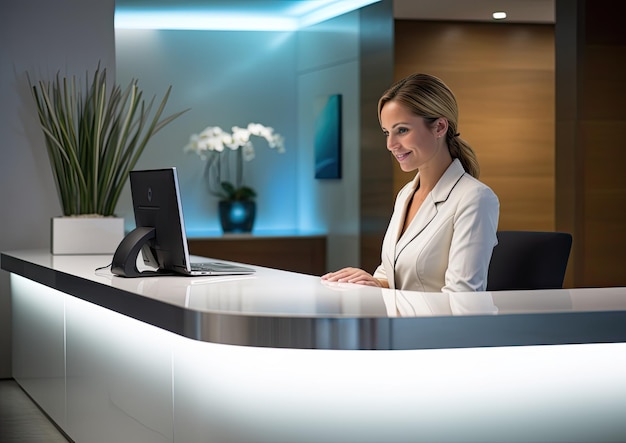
186;126;230;157
185;122;285;201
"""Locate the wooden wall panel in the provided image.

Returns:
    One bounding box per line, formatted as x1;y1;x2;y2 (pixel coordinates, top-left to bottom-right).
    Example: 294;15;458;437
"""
555;0;626;287
578;43;626;286
579;120;626;286
394;21;555;232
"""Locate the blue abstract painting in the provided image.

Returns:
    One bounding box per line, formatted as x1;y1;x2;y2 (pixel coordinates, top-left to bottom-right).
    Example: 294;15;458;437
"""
314;94;342;179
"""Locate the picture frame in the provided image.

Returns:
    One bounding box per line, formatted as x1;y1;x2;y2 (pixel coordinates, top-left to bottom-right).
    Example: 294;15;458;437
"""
314;94;342;179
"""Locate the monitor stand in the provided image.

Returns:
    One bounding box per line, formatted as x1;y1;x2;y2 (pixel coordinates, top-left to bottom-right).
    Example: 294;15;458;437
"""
111;227;173;278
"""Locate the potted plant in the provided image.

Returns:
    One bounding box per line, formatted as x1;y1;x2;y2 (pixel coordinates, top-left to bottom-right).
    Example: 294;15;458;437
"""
185;123;285;233
29;65;187;254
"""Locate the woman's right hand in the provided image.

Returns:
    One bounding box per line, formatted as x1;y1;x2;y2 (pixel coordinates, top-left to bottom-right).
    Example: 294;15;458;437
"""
321;267;386;287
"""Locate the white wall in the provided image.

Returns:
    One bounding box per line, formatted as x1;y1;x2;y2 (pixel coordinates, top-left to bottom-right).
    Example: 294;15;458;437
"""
0;0;116;377
114;14;364;271
296;13;362;271
114;29;299;234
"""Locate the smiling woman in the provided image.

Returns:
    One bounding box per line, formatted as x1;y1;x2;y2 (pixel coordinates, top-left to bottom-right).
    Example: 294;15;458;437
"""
322;73;500;292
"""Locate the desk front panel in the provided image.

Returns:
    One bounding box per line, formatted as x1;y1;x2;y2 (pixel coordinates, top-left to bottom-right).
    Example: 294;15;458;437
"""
10;274;626;442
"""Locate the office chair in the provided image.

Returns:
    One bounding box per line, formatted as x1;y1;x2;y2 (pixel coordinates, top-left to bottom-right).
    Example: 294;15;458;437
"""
486;231;573;291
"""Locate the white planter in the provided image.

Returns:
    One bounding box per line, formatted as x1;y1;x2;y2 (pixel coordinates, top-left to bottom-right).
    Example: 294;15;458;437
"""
51;216;125;255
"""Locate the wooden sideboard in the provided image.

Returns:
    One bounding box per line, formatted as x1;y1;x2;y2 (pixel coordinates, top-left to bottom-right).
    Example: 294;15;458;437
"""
188;234;326;275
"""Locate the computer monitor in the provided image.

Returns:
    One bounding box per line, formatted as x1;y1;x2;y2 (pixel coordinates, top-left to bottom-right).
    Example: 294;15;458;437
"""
111;167;191;277
111;167;254;278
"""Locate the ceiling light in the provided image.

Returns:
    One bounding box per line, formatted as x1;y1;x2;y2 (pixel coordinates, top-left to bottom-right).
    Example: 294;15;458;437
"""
115;1;381;31
298;0;379;28
492;11;507;20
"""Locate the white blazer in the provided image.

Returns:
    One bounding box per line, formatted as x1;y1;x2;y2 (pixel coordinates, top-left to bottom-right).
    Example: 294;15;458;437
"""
373;159;499;292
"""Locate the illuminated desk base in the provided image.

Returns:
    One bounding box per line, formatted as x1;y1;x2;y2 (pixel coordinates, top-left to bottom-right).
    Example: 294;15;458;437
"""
11;275;626;442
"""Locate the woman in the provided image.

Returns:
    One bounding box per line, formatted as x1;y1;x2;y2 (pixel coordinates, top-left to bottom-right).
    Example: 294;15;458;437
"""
322;73;499;292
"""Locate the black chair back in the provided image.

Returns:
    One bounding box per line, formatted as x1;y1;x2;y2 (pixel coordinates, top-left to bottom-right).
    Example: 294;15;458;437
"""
486;231;573;291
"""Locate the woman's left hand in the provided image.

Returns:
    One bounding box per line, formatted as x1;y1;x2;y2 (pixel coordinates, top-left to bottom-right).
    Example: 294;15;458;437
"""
321;267;384;287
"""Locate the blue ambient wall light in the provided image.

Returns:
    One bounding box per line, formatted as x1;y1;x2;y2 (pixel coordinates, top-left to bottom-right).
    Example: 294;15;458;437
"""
115;0;381;31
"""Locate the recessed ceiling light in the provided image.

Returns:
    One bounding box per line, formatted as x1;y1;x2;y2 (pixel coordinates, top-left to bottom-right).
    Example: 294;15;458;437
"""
492;11;507;20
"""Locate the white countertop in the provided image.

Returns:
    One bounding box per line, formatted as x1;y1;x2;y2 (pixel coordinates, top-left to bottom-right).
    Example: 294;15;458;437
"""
3;249;626;349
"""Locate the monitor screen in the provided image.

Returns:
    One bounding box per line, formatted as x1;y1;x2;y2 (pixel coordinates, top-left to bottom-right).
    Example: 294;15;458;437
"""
112;167;255;278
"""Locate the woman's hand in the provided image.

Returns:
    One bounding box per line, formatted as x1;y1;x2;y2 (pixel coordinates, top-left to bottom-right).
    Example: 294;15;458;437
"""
321;267;386;287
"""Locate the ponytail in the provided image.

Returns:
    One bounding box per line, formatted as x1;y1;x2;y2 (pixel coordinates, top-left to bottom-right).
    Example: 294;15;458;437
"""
447;130;479;179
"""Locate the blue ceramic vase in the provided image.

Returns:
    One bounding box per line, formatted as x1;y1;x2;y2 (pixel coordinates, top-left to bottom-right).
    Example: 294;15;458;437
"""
218;200;256;233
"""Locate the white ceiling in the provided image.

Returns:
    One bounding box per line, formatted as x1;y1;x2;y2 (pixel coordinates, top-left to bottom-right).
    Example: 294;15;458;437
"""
115;0;555;24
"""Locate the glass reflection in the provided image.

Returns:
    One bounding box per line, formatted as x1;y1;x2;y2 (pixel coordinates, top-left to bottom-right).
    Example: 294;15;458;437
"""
320;280;498;318
382;291;498;317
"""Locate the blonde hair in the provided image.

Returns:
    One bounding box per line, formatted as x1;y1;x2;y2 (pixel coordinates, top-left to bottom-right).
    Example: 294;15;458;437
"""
378;73;480;178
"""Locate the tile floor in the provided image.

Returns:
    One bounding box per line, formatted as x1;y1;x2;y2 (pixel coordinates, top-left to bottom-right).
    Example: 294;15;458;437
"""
0;379;71;443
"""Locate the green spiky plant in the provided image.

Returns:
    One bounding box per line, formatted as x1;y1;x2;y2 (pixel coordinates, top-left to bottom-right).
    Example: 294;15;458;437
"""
29;66;187;216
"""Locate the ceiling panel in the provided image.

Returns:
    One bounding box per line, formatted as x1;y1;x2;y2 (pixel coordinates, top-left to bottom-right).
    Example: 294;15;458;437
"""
115;0;555;24
393;0;554;23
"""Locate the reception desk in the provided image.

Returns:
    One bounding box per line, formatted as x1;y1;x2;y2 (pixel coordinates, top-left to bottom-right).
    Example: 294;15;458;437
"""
3;249;626;442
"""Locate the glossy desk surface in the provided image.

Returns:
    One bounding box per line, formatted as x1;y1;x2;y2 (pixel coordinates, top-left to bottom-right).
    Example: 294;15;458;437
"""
3;249;626;350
